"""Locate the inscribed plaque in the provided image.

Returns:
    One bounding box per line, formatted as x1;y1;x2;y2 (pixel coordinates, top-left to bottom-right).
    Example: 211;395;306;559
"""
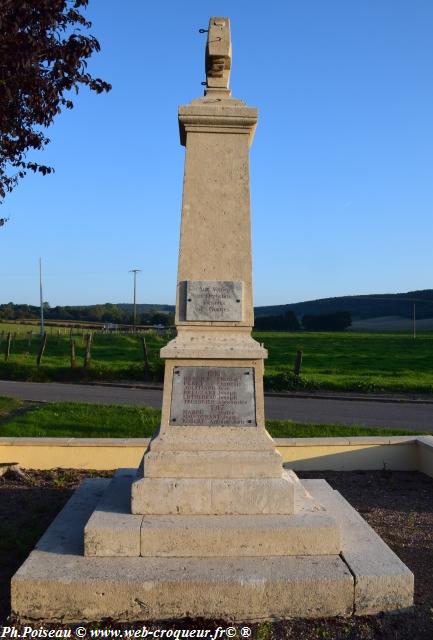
185;280;243;321
170;366;256;426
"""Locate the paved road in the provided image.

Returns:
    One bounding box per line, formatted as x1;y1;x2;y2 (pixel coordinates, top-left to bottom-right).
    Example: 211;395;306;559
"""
0;379;432;432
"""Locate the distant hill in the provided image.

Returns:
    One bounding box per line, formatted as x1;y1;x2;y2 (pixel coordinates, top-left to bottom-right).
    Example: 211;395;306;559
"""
349;316;433;331
254;290;433;321
3;291;433;328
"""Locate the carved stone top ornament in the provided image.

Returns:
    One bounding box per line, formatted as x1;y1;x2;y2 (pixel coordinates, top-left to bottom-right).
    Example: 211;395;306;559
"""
205;17;232;95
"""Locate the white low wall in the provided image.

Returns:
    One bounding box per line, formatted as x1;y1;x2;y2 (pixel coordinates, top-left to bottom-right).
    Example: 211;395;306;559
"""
1;436;433;476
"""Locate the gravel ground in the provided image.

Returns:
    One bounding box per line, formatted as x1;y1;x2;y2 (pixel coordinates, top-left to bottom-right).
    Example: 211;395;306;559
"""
1;468;433;639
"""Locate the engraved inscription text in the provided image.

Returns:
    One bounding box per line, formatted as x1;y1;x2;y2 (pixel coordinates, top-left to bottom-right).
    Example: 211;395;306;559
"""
170;366;256;426
185;280;243;321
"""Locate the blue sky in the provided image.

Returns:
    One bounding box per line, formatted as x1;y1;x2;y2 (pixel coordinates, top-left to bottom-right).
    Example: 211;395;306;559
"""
1;0;433;307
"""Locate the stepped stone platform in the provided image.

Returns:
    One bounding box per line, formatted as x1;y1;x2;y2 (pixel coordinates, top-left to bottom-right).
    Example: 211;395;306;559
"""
11;470;413;622
84;469;340;558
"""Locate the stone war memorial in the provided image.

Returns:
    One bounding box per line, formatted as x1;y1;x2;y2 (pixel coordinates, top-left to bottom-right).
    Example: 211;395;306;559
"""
12;18;413;622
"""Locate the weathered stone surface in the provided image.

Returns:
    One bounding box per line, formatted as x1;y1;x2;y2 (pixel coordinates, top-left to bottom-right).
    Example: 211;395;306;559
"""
149;424;277;452
175;111;256;327
34;478;109;555
13;553;353;623
142;449;283;479
131;477;212;515
85;472;142;557
12;479;353;622
132;475;295;515
85;473;336;557
160;334;267;359
184;280;243;321
205;17;232;94
210;475;294;515
140;513;339;557
13;477;416;621
304;480;414;614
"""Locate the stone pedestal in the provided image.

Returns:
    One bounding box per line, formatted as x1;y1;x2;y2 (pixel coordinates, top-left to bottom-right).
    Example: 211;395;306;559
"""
131;85;293;517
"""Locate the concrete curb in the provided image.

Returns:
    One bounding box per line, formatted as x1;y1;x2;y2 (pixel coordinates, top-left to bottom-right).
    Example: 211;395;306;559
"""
265;391;433;404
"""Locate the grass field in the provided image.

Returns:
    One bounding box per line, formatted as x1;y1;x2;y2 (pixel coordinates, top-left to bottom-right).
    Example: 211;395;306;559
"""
0;397;429;438
1;322;433;393
255;330;433;393
0;326;166;383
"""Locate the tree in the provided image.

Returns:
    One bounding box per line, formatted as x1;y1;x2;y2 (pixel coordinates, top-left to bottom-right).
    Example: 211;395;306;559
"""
254;311;300;331
302;311;352;331
0;0;111;212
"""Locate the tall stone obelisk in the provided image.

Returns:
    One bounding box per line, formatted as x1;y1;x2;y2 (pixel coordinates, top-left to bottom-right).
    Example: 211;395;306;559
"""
132;17;294;515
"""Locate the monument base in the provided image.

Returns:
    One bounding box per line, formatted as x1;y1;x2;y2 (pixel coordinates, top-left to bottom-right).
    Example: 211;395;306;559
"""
84;470;340;557
11;473;413;622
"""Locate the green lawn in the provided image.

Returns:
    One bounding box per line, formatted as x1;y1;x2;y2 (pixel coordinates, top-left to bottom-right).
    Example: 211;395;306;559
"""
0;396;23;418
0;398;429;439
1;323;433;393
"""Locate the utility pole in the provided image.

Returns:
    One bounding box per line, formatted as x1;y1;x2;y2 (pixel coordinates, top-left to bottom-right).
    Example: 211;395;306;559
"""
129;269;141;332
39;257;45;337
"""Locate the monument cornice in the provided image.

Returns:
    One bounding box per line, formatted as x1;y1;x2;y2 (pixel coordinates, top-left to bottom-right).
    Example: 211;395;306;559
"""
160;333;268;359
178;103;258;146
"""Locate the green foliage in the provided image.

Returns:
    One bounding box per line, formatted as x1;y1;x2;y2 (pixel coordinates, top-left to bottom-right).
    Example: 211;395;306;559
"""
255;622;272;640
0;302;173;326
0;0;111;202
254;311;300;331
302;311;352;331
264;371;320;391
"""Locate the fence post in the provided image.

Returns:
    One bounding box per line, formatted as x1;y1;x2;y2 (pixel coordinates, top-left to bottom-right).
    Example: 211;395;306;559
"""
141;335;149;372
70;339;76;368
36;333;47;366
84;333;92;368
294;349;303;377
4;332;11;361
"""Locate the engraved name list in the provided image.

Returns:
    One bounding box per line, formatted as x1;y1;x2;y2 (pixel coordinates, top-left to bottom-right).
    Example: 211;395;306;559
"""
170;366;256;426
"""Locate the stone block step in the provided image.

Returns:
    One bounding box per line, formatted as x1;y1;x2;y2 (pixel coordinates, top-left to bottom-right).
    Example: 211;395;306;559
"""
142;449;283;478
12;475;414;621
132;472;295;515
86;470;338;557
139;513;340;557
304;479;414;615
